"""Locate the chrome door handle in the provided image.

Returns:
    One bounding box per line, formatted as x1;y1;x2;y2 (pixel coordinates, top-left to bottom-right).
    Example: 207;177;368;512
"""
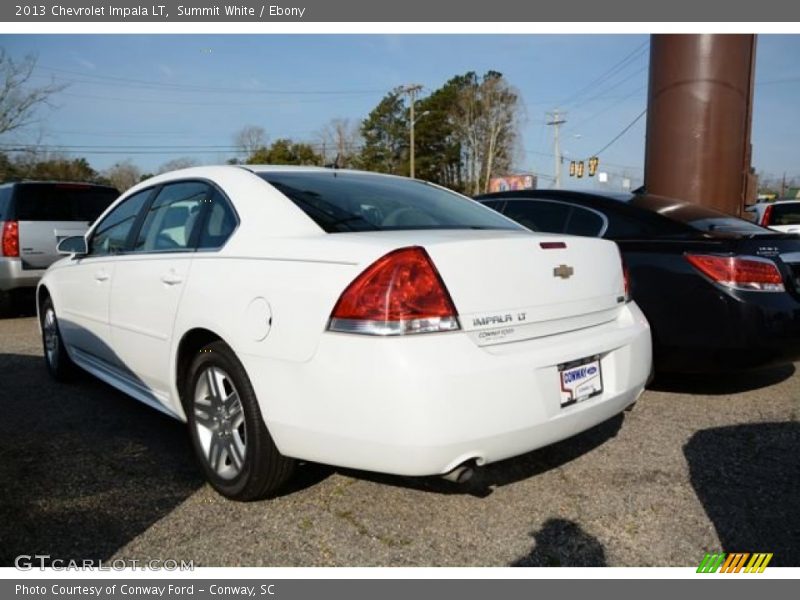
94;270;110;282
161;272;183;285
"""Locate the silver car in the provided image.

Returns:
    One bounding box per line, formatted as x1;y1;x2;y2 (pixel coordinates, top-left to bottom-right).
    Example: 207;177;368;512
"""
0;181;118;313
745;199;800;234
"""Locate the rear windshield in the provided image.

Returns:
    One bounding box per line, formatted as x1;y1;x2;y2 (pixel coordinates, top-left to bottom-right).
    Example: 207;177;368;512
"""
12;183;119;222
258;171;522;233
630;194;770;235
769;203;800;226
0;186;10;220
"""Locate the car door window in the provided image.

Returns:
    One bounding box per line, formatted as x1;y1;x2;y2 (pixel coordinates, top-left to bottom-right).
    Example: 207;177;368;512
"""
481;199;506;212
134;182;211;252
197;190;237;249
503;200;570;233
604;214;654;239
564;206;606;237
88;189;151;256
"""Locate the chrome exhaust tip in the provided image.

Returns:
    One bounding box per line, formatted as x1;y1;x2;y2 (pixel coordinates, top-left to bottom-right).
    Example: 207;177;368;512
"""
441;464;474;484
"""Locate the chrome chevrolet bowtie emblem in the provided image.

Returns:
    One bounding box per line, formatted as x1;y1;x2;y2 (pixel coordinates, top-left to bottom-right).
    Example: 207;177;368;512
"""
553;264;574;279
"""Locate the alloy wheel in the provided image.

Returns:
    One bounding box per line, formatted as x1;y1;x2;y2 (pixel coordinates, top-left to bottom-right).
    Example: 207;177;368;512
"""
193;366;247;480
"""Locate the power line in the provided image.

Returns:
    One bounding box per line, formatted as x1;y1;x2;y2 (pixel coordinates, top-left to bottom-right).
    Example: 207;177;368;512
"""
591;108;648;157
567;84;647;133
523;149;643;172
56;90;366;108
0;140;367;156
558;40;649;108
568;65;648;113
35;65;386;96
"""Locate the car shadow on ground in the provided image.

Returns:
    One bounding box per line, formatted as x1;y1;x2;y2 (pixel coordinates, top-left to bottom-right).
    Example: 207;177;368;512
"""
0;294;37;319
510;518;607;566
329;413;625;498
649;363;796;395
0;353;205;566
684;422;800;566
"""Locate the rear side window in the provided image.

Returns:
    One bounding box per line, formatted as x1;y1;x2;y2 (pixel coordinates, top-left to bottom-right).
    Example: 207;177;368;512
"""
89;189;151;256
481;199;506;212
503;200;569;232
770;203;800;226
629;194;767;235
565;206;606;236
604;214;656;239
12;184;118;222
197;190;237;249
134;182;210;252
259;172;521;233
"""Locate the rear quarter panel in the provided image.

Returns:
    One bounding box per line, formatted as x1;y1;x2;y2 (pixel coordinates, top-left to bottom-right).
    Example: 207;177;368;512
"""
618;239;743;349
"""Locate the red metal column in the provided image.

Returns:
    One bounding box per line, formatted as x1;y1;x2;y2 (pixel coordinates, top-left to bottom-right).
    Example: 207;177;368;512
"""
644;34;757;216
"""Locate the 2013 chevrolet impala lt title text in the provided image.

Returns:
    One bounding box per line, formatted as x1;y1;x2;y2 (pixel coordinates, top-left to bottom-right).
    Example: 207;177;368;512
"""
32;5;307;18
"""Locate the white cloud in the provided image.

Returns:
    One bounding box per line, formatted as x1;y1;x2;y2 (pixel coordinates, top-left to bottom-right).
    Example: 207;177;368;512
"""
72;54;96;70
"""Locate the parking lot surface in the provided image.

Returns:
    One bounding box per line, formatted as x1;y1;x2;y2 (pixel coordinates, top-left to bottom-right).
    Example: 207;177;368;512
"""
1;315;798;567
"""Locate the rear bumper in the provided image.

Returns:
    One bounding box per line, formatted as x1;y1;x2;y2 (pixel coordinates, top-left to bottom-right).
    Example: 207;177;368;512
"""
0;258;45;293
656;289;800;372
242;302;652;476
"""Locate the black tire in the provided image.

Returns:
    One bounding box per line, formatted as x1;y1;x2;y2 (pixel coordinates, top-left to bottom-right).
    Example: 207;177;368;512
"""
185;340;294;500
0;291;11;317
40;296;78;381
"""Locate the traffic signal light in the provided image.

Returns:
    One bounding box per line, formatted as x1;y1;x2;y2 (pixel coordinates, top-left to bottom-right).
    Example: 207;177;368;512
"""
577;161;585;178
569;161;576;177
588;156;599;177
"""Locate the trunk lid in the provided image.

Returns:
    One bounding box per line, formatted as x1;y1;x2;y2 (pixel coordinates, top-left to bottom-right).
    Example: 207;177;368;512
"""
419;230;627;346
733;235;800;296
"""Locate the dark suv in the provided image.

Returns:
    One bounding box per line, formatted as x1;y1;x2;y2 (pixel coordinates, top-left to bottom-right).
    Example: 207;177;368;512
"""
0;181;118;313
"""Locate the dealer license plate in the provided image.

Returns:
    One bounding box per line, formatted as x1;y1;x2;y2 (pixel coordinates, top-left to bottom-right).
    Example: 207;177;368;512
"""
559;355;603;407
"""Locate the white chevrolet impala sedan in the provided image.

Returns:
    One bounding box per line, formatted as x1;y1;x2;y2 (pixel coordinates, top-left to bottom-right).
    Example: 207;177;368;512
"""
37;166;651;500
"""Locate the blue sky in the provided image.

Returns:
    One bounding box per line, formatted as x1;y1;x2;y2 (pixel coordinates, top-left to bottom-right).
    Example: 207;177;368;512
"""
1;34;799;190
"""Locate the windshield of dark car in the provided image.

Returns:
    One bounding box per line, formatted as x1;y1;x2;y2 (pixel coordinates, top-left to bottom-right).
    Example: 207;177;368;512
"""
14;184;119;222
258;171;522;233
629;194;772;235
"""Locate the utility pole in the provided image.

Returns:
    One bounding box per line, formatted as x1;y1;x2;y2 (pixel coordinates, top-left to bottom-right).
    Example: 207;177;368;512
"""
547;110;566;189
400;84;423;179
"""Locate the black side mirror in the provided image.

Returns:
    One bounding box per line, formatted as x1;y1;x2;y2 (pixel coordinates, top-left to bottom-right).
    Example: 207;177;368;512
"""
57;236;88;257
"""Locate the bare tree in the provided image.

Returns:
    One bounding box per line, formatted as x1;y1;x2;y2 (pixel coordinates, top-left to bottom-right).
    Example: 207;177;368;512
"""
317;118;361;167
478;75;519;193
233;125;267;160
0;49;66;137
451;78;482;194
104;159;141;192
450;72;520;194
158;157;198;174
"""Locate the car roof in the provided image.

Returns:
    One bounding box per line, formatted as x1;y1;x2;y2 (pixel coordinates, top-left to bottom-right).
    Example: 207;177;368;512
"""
476;188;636;203
0;180;118;189
241;164;430;184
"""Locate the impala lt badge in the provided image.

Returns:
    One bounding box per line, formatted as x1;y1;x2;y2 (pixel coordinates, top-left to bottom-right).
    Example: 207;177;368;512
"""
553;264;574;279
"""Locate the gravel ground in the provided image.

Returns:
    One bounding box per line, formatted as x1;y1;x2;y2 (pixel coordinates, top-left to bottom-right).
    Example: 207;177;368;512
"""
1;315;798;567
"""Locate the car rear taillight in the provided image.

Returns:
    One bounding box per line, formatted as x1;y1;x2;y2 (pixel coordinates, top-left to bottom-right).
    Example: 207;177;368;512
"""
328;246;460;335
1;220;19;257
760;204;774;227
623;263;631;301
685;254;785;292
